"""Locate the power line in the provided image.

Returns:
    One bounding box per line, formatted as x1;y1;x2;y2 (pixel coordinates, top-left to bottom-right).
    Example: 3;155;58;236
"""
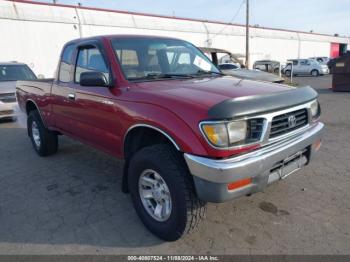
208;0;246;40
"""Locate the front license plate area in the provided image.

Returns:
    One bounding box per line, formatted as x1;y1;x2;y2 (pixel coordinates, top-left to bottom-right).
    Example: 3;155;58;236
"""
268;148;309;184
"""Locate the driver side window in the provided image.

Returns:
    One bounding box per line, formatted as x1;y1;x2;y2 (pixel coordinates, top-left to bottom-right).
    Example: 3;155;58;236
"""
75;46;109;83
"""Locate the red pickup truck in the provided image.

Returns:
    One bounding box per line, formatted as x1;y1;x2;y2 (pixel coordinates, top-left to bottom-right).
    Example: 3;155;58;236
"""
16;35;324;241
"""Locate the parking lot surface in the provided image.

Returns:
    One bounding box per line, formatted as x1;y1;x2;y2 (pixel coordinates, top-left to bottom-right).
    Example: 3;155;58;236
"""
0;75;349;255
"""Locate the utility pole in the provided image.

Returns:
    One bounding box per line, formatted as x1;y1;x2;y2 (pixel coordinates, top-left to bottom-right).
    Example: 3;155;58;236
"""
245;0;250;69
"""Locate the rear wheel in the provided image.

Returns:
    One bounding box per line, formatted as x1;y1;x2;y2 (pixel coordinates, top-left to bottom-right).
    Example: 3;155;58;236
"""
128;144;206;241
28;110;58;156
311;69;319;77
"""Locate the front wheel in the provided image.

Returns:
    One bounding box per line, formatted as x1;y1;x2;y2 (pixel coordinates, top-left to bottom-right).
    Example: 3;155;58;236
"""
311;69;319;77
284;70;291;77
128;144;206;241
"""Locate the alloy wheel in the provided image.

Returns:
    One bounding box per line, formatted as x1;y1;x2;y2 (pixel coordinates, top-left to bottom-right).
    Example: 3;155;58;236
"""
138;169;172;222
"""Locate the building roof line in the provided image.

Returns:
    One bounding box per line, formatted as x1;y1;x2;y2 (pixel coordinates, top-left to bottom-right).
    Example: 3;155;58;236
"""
7;0;350;39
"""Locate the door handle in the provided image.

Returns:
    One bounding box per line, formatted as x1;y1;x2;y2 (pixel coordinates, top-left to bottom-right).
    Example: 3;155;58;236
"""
68;93;76;100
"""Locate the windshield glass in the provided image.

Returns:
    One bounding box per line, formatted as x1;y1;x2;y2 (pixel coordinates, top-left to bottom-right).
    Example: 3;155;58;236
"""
0;65;37;82
111;37;220;81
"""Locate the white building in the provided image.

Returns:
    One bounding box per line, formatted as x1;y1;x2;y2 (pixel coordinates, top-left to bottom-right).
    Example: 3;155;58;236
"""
0;0;349;77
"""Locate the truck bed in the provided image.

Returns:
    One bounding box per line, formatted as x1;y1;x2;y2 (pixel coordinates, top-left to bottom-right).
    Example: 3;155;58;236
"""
16;78;54;115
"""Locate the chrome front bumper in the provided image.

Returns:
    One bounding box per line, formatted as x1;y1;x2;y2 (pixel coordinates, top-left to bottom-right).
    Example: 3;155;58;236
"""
184;122;324;202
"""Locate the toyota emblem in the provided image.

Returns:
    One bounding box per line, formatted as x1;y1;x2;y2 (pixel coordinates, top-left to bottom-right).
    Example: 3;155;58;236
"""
288;115;297;128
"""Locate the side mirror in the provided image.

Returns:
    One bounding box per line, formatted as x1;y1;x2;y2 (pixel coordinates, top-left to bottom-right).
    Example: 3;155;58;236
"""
37;74;45;79
80;71;108;87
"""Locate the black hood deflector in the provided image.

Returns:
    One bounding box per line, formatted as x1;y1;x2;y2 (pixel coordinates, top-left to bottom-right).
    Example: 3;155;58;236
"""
208;86;318;119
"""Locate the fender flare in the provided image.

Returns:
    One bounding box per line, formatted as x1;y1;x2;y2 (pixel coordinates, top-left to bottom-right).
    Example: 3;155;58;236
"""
123;123;181;152
26;99;48;128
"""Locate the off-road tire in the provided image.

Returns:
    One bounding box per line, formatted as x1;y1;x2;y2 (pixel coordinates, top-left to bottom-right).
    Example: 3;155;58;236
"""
27;110;58;156
128;144;206;241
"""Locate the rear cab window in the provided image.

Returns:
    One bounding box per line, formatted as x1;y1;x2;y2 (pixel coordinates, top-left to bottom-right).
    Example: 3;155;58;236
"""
58;44;75;82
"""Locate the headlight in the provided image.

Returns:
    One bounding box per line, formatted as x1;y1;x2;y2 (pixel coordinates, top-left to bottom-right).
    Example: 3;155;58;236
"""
201;123;228;147
310;100;320;119
227;121;247;144
201;120;248;148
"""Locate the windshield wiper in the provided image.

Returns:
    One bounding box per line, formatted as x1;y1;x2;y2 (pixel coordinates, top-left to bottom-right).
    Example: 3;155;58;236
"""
130;71;220;81
143;73;195;79
162;73;195;78
192;69;224;76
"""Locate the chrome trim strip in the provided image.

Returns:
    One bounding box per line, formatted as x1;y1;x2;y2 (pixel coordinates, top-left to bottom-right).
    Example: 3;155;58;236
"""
124;124;181;151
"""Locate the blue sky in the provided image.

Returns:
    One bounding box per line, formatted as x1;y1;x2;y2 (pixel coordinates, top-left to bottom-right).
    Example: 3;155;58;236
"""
31;0;349;36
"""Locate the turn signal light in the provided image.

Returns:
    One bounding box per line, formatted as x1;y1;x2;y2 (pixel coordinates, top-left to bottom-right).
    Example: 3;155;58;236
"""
227;178;252;191
313;139;322;152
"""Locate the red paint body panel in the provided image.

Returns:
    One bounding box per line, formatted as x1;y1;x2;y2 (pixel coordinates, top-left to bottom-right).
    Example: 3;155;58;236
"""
16;35;292;159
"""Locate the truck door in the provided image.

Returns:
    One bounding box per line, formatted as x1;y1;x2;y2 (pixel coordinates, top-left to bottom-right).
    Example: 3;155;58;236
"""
69;42;121;156
51;44;77;133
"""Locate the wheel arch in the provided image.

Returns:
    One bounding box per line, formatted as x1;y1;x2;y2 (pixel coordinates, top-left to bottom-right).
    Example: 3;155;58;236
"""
311;69;319;75
124;124;181;155
121;124;182;193
25;99;47;128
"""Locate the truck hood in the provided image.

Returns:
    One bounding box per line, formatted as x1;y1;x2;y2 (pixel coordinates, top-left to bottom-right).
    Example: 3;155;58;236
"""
128;75;317;133
133;76;291;110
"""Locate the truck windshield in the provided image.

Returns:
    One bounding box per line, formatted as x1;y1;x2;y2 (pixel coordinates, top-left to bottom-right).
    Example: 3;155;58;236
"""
111;37;221;81
0;65;37;82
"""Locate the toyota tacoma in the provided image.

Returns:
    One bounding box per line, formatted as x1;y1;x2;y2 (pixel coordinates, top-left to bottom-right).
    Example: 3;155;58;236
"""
16;35;324;241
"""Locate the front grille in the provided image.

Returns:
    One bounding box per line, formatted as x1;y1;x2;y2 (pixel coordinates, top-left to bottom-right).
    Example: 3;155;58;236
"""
269;109;308;138
0;93;16;103
247;118;264;143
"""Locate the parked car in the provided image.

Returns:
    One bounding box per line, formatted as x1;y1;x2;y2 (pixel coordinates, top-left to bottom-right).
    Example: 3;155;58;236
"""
253;60;281;74
283;59;329;77
16;35;324;241
309;57;330;65
0;62;37;120
218;63;284;83
200;47;284;83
